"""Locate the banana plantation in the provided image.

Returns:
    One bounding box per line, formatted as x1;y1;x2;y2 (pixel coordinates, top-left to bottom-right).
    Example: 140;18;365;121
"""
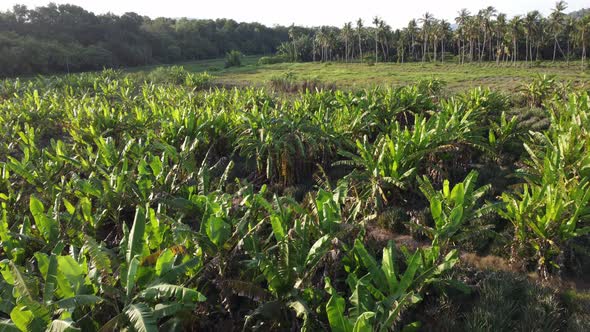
0;68;589;331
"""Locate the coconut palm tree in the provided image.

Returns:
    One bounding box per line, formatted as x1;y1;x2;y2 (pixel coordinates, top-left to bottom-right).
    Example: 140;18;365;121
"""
407;19;419;61
397;29;408;63
439;19;451;63
373;16;381;62
455;9;471;64
356;18;364;62
341;22;353;63
478;6;497;61
576;14;590;70
419;12;434;62
288;24;299;62
431;20;441;62
534;15;547;61
564;16;576;63
508;16;522;65
524;11;540;64
378;20;390;61
315;28;329;62
465;16;479;62
494;13;507;64
549;1;567;62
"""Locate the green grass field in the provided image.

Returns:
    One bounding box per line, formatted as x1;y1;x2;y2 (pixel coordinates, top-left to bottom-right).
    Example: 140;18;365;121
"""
134;56;589;92
128;55;261;74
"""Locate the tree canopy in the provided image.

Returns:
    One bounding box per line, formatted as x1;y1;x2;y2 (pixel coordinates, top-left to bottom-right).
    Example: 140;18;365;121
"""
0;3;293;76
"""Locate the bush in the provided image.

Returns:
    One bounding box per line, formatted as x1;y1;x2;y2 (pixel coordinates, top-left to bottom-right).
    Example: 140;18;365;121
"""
145;66;187;84
416;77;447;96
225;50;242;68
137;66;212;88
184;72;212;88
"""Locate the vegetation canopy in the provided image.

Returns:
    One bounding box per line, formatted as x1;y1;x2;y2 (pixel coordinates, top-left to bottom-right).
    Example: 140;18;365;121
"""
0;1;589;332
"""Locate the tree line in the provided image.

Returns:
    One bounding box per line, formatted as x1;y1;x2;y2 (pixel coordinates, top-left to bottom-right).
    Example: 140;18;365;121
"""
1;2;589;77
0;3;290;76
281;2;589;68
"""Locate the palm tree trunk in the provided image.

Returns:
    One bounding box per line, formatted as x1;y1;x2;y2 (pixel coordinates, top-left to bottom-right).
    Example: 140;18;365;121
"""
489;36;493;60
567;38;570;65
433;39;437;62
457;38;463;64
480;32;486;62
553;35;558;62
423;38;427;62
358;33;363;62
440;38;445;63
524;36;529;63
375;32;379;62
529;37;533;64
345;39;348;63
513;38;517;66
583;35;586;70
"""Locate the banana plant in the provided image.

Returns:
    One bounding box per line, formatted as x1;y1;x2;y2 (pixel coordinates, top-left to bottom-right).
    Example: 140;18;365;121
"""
500;92;590;278
417;171;494;253
499;182;590;279
243;191;339;330
99;206;205;331
0;246;102;332
519;74;559;107
338;135;417;212
325;240;459;332
488;112;519;150
235;106;326;186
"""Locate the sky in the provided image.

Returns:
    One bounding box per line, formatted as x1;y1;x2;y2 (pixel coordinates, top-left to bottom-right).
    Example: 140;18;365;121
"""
1;0;588;28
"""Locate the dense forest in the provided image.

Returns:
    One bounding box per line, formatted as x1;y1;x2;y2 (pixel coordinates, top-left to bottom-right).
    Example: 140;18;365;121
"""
0;2;589;76
0;3;292;76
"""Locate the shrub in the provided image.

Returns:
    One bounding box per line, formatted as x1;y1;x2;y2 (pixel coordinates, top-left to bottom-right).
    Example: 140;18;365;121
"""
416;77;447;96
146;65;188;84
137;66;211;88
519;74;558;107
224;50;242;68
184;72;212;88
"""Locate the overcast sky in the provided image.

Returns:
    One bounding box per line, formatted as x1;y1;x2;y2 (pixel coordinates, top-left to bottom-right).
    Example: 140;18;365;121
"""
2;0;588;28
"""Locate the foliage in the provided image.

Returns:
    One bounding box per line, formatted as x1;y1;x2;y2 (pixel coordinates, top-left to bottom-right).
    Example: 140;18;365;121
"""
0;4;290;76
0;69;588;331
224;50;243;68
498;91;590;278
417;170;494;252
140;66;212;87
